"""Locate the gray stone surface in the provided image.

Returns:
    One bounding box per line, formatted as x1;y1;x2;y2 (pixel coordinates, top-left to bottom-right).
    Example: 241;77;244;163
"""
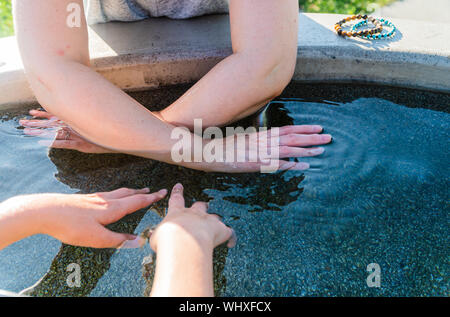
0;13;449;108
374;0;450;23
293;13;450;91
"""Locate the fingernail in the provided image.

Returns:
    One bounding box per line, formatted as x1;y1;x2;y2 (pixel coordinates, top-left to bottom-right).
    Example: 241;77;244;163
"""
295;162;310;170
117;236;146;249
227;229;237;248
142;187;150;192
158;189;168;196
313;125;323;132
173;183;183;191
309;147;324;155
321;134;332;142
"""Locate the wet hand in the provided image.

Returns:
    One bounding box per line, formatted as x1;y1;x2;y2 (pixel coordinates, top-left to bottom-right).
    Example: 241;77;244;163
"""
150;183;236;252
12;188;167;248
19;109;113;154
203;125;332;172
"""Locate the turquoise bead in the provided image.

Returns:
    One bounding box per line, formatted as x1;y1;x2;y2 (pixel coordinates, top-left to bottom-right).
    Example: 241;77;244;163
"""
346;17;396;40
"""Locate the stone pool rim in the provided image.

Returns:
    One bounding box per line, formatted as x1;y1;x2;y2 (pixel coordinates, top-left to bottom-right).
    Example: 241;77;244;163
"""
0;12;449;108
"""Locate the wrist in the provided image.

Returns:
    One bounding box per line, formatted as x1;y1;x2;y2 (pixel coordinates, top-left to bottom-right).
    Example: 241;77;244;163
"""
0;196;43;241
152;223;214;253
182;138;229;172
4;194;56;235
150;223;215;297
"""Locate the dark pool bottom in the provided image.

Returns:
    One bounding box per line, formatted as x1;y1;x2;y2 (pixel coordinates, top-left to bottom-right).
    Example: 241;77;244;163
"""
0;83;448;296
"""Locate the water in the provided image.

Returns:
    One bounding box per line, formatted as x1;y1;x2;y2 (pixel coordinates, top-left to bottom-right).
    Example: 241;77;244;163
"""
0;84;448;296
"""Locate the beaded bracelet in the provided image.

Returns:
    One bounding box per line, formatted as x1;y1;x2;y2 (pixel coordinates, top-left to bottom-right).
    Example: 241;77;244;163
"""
334;14;383;37
351;18;396;40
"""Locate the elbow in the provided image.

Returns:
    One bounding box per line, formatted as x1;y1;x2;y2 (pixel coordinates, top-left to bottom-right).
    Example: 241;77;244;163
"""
267;56;296;98
245;51;297;100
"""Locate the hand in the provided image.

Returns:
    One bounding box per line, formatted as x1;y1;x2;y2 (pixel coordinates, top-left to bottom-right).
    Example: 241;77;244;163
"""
20;109;113;154
7;187;167;248
199;125;332;173
150;183;236;252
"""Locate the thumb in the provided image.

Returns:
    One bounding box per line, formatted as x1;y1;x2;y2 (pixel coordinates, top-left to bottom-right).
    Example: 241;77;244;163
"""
94;227;143;249
168;183;185;211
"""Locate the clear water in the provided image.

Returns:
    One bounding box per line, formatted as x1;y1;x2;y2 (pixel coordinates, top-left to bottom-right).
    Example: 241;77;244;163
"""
0;84;448;296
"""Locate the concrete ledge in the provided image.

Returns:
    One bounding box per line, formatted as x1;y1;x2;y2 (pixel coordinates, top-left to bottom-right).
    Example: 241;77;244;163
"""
0;13;449;108
294;14;450;91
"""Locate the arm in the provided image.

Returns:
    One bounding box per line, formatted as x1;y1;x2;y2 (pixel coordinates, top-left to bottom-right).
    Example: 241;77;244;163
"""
150;226;215;296
14;0;224;169
150;184;235;297
0;196;41;250
14;0;329;172
157;0;299;128
0;188;167;250
13;0;181;158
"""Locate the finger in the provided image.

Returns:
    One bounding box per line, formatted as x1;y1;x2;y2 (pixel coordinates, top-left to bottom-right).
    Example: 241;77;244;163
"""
116;190;168;215
99;187;152;199
278;146;325;158
278;125;324;135
24;128;57;138
191;201;208;213
254;158;310;172
19;118;61;128
117;235;147;249
38;139;79;150
101;190;168;224
94;226;141;249
226;228;237;248
214;224;237;248
29;109;55;119
26;127;74;142
208;212;223;220
168;183;185;211
277;160;310;171
279;134;332;147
